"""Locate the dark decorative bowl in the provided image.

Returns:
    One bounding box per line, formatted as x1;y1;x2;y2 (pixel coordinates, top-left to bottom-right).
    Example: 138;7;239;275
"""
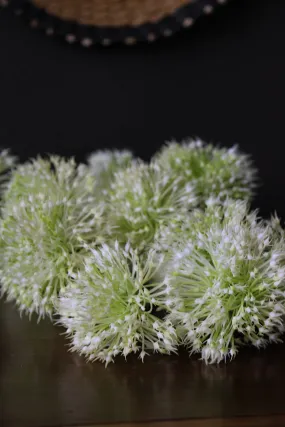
8;0;228;46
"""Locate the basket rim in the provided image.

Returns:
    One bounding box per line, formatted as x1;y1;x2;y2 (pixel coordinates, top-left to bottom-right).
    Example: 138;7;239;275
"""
12;0;228;46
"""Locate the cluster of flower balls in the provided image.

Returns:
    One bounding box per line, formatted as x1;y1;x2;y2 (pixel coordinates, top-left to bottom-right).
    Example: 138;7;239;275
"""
1;140;285;365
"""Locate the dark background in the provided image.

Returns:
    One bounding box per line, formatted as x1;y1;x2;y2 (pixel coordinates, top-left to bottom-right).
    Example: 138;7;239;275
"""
0;0;285;218
1;4;285;426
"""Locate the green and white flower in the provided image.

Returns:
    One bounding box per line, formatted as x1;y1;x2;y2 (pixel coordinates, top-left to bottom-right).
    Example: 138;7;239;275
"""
58;243;177;365
154;139;257;206
159;200;285;363
87;149;134;194
107;162;197;250
0;148;17;196
0;156;105;318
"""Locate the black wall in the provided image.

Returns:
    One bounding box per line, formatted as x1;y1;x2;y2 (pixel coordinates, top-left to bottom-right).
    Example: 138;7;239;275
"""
0;0;285;217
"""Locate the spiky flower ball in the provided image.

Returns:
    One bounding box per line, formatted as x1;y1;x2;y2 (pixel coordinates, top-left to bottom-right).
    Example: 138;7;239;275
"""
160;200;285;363
58;243;177;365
87;149;134;194
154;139;257;206
107;162;197;250
0;148;17;196
0;156;105;318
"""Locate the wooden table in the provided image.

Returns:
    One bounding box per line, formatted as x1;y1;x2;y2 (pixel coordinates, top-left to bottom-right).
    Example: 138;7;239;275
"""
1;300;285;427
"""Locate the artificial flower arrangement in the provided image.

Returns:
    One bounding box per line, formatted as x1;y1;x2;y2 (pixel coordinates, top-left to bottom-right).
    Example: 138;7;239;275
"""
1;140;285;366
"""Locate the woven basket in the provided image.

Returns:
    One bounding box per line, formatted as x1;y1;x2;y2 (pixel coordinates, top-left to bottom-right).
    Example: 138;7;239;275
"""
12;0;228;45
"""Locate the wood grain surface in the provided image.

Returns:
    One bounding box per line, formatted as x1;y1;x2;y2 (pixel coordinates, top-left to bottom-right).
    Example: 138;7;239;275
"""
1;300;285;427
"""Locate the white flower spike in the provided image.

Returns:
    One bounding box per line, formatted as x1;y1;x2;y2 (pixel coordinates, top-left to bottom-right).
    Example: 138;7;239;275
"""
154;139;257;207
87;149;134;194
58;244;177;365
107;161;197;250
0;148;17;196
160;200;285;363
0;156;106;318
